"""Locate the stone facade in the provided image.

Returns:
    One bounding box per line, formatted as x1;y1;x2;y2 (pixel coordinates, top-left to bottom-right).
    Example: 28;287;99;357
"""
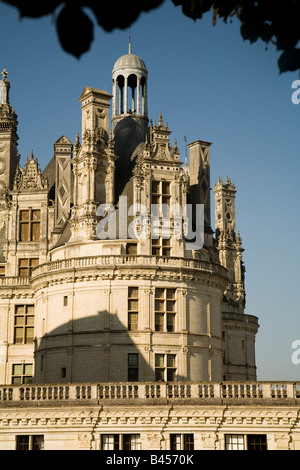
0;382;300;450
0;47;295;451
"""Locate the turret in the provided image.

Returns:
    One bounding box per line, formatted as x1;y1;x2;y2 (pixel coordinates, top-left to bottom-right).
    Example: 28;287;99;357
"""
213;176;245;309
111;44;149;203
0;69;19;193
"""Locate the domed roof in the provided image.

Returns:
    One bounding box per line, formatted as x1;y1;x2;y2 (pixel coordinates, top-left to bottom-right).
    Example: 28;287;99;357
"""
113;53;147;73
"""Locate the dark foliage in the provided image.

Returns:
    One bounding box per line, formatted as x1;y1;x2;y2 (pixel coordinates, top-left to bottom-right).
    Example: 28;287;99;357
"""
1;0;299;72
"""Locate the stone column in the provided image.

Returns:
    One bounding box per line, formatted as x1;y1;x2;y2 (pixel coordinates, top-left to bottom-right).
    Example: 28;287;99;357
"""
137;76;141;115
113;79;117;116
144;80;148;116
124;76;128;114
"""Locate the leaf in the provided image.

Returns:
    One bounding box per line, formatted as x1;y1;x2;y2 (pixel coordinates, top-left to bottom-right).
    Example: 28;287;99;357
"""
240;21;260;43
171;0;214;20
278;48;300;73
56;5;94;58
1;0;62;18
89;2;141;31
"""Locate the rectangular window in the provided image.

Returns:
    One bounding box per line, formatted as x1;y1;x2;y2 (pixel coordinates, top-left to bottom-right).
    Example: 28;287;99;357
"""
63;296;68;306
225;434;245;450
152;237;171;257
19;209;41;242
101;435;140;450
102;434;119;450
0;265;5;276
170;434;194;450
123;434;141;450
126;243;137;255
247;435;267;451
18;258;39;277
128;353;138;381
151;181;171;209
155;288;176;332
151;181;172;256
155;353;176;381
12;363;33;385
225;434;267;450
128;287;138;331
16;435;44;450
14;305;34;344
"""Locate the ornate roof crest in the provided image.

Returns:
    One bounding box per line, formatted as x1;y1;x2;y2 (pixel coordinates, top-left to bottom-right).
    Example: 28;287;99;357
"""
13;149;48;192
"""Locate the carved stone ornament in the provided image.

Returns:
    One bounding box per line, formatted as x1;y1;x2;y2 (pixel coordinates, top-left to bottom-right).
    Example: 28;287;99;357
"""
13;150;48;192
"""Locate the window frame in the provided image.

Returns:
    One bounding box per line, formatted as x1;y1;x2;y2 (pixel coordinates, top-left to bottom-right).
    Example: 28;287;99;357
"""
154;288;176;332
101;434;140;450
152;237;171;257
18;258;39;277
155;353;176;381
151;180;171;208
225;434;268;450
13;304;35;344
170;434;194;450
128;287;139;331
151;180;172;257
16;435;44;450
128;353;139;382
225;434;245;450
247;434;268;451
19;209;41;242
11;363;33;385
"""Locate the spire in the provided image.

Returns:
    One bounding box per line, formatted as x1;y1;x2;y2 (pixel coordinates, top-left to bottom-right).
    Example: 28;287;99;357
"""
129;26;132;54
0;68;10;105
158;111;163;126
184;136;188;166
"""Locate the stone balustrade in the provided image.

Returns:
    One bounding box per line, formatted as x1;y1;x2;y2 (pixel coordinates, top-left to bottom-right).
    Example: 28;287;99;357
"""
0;276;30;286
0;381;299;405
30;255;227;279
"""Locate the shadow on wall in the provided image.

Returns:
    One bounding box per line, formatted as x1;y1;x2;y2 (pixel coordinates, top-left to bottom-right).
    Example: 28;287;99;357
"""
33;310;149;384
113;116;148;204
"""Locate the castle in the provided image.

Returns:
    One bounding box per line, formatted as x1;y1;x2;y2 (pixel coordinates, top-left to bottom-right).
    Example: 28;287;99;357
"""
0;48;298;451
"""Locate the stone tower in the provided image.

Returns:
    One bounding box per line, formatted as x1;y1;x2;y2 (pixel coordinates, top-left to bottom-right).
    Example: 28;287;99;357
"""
0;69;19;193
70;88;117;240
213;176;245;309
214;177;258;380
0;50;259;387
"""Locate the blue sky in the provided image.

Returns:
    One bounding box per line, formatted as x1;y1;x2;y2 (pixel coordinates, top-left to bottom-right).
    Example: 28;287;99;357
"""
0;1;299;380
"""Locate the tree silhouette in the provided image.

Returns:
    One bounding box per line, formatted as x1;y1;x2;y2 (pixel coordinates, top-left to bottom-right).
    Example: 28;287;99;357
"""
1;0;299;73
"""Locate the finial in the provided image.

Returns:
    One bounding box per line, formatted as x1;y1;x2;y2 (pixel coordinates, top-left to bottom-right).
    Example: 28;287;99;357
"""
74;132;80;152
159;111;163;126
1;69;8;81
129;26;132;54
184;136;187;162
236;230;242;246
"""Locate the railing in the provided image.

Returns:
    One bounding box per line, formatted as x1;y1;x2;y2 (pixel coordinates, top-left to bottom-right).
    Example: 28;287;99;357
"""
0;276;30;286
0;382;299;404
30;255;227;279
